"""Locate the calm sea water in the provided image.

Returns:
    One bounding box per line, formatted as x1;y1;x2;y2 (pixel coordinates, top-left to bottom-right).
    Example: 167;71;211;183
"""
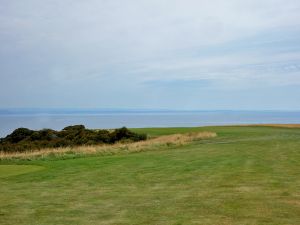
1;111;300;137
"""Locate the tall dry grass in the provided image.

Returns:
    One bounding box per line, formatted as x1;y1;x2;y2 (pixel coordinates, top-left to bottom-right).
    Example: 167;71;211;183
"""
0;131;216;160
256;124;300;128
241;124;300;128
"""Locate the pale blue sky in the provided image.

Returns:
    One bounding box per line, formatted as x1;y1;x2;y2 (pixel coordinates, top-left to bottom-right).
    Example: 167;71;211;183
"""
1;0;300;110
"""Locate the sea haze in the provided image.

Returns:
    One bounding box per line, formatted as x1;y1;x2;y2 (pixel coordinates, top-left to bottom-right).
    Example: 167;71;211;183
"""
0;109;300;137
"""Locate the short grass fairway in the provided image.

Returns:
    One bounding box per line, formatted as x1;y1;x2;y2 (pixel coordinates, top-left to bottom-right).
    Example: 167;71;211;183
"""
1;126;300;225
0;165;44;178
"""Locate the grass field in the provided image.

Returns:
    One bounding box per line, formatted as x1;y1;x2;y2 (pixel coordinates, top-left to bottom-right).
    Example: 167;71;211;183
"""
1;126;300;225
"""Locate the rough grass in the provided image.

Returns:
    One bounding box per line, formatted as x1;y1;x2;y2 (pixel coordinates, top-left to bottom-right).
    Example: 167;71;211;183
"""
244;124;300;128
0;131;216;160
1;126;300;225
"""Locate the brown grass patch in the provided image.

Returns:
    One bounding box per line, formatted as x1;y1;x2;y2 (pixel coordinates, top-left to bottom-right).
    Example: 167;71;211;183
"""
241;124;300;128
0;131;217;160
283;199;300;207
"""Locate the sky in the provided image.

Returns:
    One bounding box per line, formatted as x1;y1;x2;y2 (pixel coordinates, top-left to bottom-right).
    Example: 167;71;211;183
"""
0;0;300;110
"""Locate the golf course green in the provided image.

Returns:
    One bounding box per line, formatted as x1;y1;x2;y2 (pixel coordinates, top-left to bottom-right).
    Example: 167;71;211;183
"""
1;126;300;225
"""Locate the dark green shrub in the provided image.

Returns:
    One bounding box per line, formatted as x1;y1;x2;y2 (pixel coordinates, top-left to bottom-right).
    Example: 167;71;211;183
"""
6;128;34;143
110;127;147;142
0;125;147;152
63;125;85;132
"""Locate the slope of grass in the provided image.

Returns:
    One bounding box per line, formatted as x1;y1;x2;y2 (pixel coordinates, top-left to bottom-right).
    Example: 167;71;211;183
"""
1;126;300;225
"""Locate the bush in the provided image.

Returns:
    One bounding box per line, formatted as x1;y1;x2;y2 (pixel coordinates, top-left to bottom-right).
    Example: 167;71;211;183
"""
0;125;147;152
63;125;85;132
110;127;146;142
6;128;34;143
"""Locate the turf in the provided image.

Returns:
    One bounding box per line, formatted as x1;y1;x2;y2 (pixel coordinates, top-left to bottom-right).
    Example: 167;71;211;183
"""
1;126;300;225
0;165;44;178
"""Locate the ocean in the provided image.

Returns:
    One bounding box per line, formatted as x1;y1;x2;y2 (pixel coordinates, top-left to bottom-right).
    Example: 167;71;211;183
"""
1;110;300;137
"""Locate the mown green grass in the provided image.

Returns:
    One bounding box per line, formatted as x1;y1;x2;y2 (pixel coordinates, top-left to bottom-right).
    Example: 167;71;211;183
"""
1;126;300;225
0;165;44;178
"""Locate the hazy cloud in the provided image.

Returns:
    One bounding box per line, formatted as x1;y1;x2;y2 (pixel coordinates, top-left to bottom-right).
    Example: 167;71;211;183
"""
1;0;300;109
